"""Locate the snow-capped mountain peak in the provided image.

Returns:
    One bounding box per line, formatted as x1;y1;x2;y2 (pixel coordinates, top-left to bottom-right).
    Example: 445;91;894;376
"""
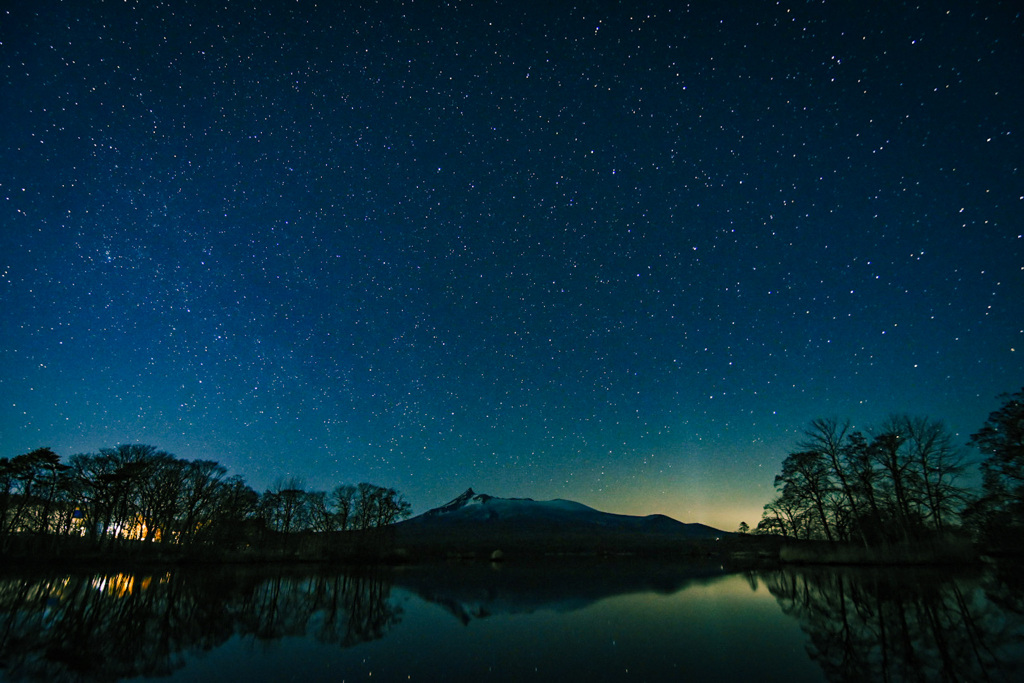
424;488;535;517
417;490;643;525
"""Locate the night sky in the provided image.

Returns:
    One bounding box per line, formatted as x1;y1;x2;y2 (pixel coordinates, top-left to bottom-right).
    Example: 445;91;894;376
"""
2;1;1021;530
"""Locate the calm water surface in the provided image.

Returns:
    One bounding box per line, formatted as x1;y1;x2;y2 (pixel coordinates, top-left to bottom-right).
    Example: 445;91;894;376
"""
0;560;1021;682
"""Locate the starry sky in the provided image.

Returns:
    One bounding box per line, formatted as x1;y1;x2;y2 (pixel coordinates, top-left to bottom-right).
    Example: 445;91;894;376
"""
1;0;1021;530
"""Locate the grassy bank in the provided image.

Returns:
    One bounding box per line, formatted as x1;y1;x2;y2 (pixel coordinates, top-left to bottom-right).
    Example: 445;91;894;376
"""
778;534;978;566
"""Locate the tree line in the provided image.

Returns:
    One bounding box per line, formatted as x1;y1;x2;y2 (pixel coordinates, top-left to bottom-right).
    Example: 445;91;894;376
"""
757;388;1024;549
0;443;411;552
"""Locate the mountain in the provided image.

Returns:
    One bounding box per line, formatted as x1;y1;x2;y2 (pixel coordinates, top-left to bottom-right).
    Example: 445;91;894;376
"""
390;489;728;559
412;488;723;536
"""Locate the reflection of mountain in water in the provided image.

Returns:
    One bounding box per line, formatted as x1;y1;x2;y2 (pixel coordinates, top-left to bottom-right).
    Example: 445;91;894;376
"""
760;563;1024;682
393;560;730;625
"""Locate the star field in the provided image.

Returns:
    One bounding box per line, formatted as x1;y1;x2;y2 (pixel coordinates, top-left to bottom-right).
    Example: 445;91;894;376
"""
1;0;1021;529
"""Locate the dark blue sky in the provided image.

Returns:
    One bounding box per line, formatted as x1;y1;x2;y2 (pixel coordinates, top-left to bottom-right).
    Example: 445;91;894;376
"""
2;0;1021;528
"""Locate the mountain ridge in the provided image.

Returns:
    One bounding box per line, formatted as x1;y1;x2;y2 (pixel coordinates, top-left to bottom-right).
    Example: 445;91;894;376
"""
390;489;728;558
417;488;723;530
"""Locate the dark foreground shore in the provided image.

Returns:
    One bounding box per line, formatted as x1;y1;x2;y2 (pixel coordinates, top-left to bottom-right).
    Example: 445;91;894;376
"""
0;528;996;572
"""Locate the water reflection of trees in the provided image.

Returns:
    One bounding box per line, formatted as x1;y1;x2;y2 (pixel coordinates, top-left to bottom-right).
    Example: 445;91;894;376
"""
759;564;1024;682
0;568;399;682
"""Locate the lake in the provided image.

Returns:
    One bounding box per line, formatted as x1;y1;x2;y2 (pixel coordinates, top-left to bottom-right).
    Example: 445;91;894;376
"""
0;559;1021;682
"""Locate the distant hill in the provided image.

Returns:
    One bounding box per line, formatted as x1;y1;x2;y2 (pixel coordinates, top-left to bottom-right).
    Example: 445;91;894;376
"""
390;489;729;559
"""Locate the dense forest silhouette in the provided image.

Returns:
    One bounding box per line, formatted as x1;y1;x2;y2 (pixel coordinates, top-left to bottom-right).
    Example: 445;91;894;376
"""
0;444;410;561
754;389;1024;560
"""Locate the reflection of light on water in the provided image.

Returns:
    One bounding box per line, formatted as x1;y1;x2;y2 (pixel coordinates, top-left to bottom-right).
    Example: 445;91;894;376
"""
39;580;74;629
90;573;159;597
21;576;72;603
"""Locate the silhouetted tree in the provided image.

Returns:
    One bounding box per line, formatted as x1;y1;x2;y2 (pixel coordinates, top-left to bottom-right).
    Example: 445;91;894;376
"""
352;483;412;530
68;451;120;546
331;484;357;530
868;419;919;540
131;450;179;542
375;487;412;527
760;491;805;538
202;475;259;547
260;478;310;533
0;457;14;544
900;415;969;532
306;491;334;532
800;418;873;546
1;448;65;540
841;430;886;542
774;450;837;542
144;458;188;542
762;415;971;546
966;389;1024;550
93;444;171;543
177;460;228;544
